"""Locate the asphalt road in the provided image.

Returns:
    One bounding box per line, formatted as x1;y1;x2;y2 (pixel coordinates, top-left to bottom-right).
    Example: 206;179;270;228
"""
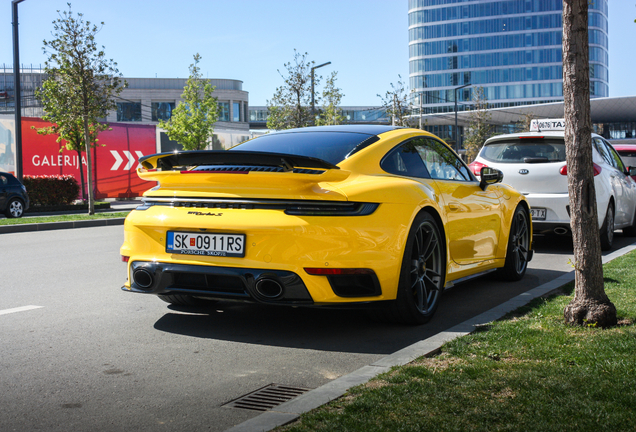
1;226;633;431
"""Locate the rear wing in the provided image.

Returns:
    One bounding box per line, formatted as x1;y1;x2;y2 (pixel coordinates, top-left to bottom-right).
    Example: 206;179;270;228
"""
137;150;350;186
139;150;339;171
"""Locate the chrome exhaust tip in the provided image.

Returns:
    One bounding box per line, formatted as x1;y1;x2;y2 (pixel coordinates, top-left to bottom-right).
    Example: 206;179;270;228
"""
554;227;569;235
254;278;284;299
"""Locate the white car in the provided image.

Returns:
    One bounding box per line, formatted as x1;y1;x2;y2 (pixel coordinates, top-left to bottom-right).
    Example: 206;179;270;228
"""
468;119;636;250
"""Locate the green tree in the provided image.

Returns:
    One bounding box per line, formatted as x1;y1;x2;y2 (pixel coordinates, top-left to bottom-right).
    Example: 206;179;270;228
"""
316;71;345;126
463;87;492;163
518;111;536;132
158;53;218;150
377;76;410;127
562;0;616;327
31;118;108;201
37;3;125;214
267;50;319;130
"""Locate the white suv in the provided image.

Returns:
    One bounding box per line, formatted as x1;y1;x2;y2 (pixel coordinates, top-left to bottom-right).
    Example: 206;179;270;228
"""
469;119;636;250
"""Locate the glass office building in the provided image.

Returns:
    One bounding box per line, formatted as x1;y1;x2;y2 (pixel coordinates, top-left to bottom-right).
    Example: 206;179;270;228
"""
408;0;609;114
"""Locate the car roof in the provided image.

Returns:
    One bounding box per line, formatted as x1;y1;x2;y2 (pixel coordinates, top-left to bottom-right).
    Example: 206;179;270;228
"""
484;130;603;144
612;144;636;151
269;125;404;135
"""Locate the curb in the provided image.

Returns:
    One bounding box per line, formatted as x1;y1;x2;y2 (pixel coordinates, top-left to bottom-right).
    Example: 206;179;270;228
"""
225;241;636;432
0;217;126;234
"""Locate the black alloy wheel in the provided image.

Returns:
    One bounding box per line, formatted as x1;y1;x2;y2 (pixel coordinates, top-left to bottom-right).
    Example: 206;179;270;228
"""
391;212;446;325
497;205;530;281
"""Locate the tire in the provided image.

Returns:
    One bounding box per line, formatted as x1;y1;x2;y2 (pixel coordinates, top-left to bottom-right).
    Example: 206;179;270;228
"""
386;211;446;325
600;203;614;251
496;205;531;281
158;294;218;307
622;212;636;237
5;198;24;218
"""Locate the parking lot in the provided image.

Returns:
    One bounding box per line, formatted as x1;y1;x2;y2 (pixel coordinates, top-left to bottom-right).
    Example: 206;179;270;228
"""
1;226;633;431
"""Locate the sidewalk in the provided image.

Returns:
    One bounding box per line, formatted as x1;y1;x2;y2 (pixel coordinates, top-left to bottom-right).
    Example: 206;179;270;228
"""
226;241;636;432
0;199;140;234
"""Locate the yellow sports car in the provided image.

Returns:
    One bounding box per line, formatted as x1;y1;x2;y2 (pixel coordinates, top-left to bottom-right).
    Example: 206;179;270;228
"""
120;125;532;324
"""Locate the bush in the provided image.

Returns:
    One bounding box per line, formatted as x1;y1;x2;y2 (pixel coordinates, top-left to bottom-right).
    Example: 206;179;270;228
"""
23;175;81;206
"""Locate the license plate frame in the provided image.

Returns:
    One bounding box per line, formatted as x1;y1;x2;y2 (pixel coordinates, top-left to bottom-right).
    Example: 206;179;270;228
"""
166;231;245;257
530;208;547;221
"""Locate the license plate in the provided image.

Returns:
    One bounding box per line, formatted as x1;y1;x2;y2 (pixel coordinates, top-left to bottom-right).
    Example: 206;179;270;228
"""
530;208;546;221
166;231;245;257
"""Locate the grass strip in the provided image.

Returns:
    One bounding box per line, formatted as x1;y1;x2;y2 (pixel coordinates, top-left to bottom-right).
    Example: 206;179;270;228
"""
0;211;130;225
280;250;636;432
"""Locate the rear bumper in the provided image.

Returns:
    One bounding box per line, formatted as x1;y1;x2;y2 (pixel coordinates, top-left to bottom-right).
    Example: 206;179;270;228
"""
120;204;403;304
526;193;607;233
123;261;315;305
123;260;383;306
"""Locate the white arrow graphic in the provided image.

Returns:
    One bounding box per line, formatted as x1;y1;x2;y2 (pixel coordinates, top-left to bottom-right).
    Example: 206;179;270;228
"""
135;151;144;169
123;151;136;170
110;150;123;170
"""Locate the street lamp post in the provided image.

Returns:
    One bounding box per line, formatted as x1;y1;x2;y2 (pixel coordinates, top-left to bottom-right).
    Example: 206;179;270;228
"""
12;0;26;181
311;61;331;120
454;83;471;153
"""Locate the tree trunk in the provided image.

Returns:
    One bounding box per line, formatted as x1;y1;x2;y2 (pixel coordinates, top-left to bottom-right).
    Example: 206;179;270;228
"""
77;149;86;202
562;0;616;327
83;115;95;215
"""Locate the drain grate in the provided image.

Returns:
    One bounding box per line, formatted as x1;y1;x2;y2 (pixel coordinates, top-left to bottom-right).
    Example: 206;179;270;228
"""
223;384;312;411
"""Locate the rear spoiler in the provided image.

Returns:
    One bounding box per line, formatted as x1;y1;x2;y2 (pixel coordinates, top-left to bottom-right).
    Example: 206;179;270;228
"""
139;150;339;171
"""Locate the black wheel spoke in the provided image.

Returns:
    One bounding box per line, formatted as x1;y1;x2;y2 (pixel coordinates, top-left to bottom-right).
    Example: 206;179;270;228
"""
423;273;439;293
517;218;527;239
414;278;426;311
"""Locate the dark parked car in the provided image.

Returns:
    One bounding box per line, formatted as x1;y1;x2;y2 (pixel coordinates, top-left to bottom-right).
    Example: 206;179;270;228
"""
0;172;29;218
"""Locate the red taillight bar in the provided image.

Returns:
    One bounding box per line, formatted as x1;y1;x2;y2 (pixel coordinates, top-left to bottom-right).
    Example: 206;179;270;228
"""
304;268;374;275
180;170;249;174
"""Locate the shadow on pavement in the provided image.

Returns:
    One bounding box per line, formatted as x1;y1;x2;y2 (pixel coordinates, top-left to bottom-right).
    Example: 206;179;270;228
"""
152;267;567;355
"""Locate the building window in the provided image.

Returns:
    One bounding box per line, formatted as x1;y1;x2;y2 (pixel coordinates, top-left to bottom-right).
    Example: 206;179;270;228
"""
218;102;229;122
233;102;241;122
117;102;141;122
151;102;175;121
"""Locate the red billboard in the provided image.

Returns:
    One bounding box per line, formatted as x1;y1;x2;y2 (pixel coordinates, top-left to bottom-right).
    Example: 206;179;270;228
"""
22;118;157;198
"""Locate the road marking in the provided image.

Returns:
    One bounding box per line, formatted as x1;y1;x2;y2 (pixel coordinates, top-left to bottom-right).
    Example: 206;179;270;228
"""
0;305;44;316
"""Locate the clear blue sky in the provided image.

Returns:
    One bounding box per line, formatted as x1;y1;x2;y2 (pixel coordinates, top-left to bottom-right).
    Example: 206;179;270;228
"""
2;0;635;106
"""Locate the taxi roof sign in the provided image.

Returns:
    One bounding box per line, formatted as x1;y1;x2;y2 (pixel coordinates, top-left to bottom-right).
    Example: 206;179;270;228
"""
530;119;566;132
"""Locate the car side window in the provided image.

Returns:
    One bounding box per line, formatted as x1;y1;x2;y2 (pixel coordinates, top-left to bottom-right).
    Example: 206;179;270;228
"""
417;138;472;181
594;138;614;167
604;141;626;172
0;176;7;186
380;139;430;178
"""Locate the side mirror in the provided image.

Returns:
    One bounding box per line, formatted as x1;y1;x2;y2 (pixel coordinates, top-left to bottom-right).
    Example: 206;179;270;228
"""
628;166;636;177
480;167;503;190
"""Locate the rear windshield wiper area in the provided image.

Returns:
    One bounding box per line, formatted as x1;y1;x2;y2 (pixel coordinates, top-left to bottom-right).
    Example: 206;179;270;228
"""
523;156;550;163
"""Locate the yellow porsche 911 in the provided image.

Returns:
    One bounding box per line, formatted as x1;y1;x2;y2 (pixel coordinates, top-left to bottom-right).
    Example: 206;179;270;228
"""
120;125;532;324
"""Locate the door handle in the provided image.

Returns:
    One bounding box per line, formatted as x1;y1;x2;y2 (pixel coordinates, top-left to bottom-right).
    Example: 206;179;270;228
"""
448;202;461;211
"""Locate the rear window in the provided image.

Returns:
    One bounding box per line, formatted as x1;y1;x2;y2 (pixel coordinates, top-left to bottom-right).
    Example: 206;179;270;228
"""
231;131;378;165
616;150;636;168
481;139;566;163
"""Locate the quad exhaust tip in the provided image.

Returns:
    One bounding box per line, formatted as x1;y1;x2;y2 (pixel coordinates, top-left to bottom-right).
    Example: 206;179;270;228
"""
254;278;284;299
